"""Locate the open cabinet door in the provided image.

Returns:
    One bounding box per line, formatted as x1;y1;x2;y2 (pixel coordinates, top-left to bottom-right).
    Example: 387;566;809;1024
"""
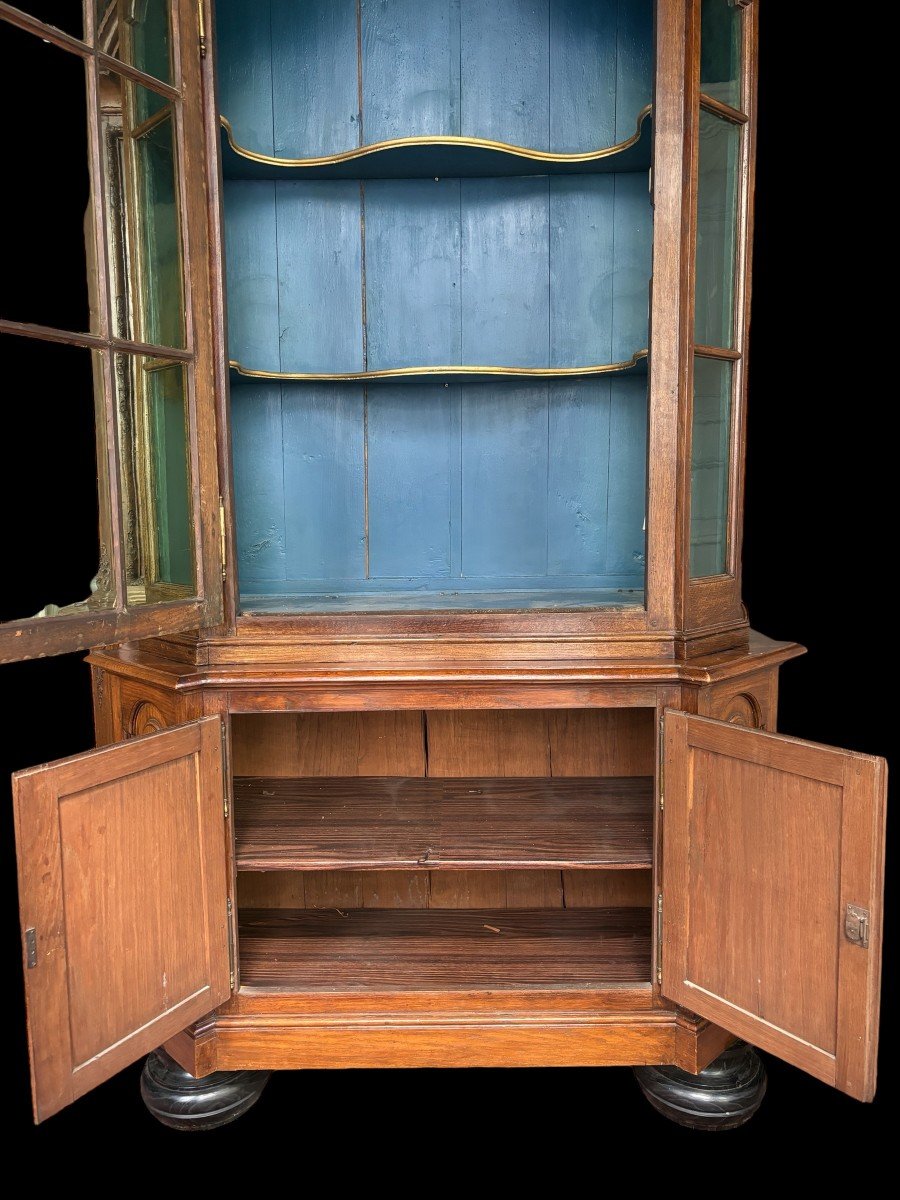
0;2;225;663
13;718;231;1122
661;711;886;1101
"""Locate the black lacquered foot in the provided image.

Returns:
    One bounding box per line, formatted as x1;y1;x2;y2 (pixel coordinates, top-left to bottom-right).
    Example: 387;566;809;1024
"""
634;1042;766;1131
140;1049;271;1132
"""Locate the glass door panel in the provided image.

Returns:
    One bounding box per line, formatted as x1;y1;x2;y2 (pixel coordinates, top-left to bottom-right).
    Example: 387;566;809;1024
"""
694;112;740;350
689;356;733;577
700;0;743;109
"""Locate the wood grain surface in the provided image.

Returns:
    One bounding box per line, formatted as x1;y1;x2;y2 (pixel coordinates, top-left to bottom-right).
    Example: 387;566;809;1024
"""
239;906;650;990
234;775;652;870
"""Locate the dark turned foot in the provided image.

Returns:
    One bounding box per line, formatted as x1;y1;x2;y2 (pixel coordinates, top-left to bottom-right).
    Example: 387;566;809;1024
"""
140;1049;271;1132
634;1042;766;1131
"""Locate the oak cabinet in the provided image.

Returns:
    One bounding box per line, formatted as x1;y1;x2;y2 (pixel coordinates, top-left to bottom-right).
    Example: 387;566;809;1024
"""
0;1;887;1130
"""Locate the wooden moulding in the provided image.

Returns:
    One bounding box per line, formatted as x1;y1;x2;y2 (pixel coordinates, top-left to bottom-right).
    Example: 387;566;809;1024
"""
166;1005;728;1076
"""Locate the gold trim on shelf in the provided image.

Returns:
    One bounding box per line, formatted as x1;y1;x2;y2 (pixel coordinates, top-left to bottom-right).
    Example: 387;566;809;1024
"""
219;105;652;170
229;349;649;383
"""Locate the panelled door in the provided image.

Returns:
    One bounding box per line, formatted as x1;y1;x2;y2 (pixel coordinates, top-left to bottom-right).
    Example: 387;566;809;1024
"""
661;711;887;1101
13;718;230;1121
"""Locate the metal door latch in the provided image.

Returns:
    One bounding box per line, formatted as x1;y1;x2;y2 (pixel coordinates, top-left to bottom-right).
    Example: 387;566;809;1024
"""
844;903;870;948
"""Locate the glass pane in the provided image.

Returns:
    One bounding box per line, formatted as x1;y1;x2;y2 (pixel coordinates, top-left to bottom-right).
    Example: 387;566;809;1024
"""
0;336;110;623
690;356;733;578
100;66;185;347
95;1;172;85
114;354;195;601
700;0;743;109
694;111;739;348
0;23;95;332
5;3;87;38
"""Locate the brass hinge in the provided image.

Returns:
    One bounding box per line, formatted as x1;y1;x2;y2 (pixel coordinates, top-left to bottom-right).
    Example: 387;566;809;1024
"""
844;903;870;949
655;893;663;985
198;1;208;58
658;713;665;810
226;897;236;990
221;718;230;818
25;928;37;969
219;497;227;581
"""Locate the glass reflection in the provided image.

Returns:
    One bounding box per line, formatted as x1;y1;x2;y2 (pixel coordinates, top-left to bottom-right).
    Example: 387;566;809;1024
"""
100;66;185;347
95;1;172;85
690;356;733;578
694;111;739;349
115;354;195;602
700;0;743;110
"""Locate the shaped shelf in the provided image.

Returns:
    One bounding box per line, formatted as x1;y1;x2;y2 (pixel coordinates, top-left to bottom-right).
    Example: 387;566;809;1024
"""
238;907;652;992
234;775;654;872
228;349;648;387
220;108;652;181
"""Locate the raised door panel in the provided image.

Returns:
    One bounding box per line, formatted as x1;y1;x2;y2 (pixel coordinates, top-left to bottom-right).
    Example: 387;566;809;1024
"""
662;711;886;1101
13;718;230;1121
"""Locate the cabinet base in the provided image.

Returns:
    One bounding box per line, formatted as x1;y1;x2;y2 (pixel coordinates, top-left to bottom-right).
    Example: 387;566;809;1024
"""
140;1049;271;1132
634;1042;766;1130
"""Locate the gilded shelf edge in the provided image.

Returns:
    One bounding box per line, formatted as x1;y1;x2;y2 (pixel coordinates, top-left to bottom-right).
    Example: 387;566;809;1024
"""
219;106;652;169
228;349;649;383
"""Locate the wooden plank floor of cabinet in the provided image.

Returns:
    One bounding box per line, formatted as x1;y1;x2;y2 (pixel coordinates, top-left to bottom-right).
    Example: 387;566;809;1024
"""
233;775;653;870
237;907;651;991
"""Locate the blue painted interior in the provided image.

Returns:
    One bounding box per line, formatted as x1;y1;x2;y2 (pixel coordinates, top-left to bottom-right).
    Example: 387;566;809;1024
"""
215;1;654;611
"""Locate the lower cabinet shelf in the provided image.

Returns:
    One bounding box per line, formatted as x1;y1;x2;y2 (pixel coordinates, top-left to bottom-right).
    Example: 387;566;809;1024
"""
238;906;651;992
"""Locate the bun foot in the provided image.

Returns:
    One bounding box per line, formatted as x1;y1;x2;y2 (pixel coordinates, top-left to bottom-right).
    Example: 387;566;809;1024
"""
634;1042;766;1130
140;1049;271;1131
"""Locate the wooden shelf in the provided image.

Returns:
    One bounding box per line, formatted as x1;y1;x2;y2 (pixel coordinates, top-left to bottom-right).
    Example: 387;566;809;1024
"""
220;110;652;181
228;352;648;387
234;776;653;871
238;907;651;991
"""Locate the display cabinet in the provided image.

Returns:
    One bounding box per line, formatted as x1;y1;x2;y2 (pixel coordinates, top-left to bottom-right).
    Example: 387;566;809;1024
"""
0;0;887;1131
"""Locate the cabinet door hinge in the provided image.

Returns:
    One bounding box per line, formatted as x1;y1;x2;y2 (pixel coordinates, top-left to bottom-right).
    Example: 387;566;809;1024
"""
658;713;665;810
198;1;208;58
220;718;230;818
219;497;227;581
655;893;663;985
25;928;37;969
226;897;236;990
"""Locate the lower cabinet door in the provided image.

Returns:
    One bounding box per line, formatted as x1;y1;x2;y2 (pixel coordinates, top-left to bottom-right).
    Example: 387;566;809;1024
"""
12;718;231;1121
661;710;887;1101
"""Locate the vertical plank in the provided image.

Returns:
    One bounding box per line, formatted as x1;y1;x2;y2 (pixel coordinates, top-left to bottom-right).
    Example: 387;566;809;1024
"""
303;872;365;910
215;0;274;154
271;0;358;157
222;181;280;371
231;383;286;585
611;172;653;361
360;872;431;908
231;712;426;776
275;182;363;374
550;176;615;366
550;0;617;152
546;381;610;576
361;0;461;142
367;386;452;579
426;711;552;776
238;872;306;909
615;0;655;142
426;711;558;909
281;384;366;580
548;709;655;775
364;178;461;369
563;870;653;907
461;178;549;366
461;0;549;147
604;377;648;578
460;383;549;578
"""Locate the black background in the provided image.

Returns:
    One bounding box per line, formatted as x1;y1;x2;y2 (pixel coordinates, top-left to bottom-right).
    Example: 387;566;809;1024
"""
0;2;892;1166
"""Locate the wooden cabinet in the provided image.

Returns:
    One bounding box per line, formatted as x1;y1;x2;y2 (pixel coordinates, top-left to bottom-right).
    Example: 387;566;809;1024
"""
0;1;888;1130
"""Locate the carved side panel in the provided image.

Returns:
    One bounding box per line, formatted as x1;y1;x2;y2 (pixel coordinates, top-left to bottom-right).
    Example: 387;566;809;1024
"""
697;668;779;732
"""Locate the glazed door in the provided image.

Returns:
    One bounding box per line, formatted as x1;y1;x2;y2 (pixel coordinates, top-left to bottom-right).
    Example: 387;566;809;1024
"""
12;718;231;1121
0;2;224;662
661;711;886;1101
